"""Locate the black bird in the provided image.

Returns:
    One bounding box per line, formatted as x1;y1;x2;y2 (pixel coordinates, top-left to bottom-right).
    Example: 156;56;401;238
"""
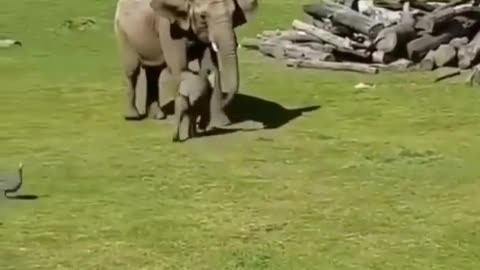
0;163;23;198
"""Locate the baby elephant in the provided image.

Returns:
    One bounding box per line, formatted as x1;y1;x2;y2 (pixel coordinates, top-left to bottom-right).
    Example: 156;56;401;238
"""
161;69;212;142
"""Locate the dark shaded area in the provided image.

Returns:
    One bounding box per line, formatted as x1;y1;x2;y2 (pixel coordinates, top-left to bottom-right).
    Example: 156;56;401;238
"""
161;100;175;116
200;127;243;137
150;92;320;140
144;65;163;118
5;194;39;200
226;93;320;129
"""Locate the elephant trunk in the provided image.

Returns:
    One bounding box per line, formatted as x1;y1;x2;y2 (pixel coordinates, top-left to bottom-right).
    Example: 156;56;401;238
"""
209;12;239;108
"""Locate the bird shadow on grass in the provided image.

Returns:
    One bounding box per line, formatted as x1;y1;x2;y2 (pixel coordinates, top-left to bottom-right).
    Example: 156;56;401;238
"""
5;194;40;200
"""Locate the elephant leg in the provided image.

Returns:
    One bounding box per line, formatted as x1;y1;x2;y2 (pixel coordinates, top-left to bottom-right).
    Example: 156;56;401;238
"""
172;95;188;142
197;98;210;133
122;48;141;120
197;91;211;133
157;17;188;110
208;69;231;129
116;27;142;120
188;111;198;138
145;66;166;120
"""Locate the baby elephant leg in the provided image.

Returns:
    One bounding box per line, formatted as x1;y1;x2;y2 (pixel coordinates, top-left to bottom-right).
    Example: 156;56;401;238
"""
172;94;189;142
188;111;199;138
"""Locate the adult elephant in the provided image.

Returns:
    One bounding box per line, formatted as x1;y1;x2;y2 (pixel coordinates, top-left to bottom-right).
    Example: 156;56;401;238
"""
114;0;258;128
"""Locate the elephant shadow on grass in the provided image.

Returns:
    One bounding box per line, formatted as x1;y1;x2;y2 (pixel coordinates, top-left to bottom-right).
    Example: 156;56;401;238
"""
145;81;320;138
228;93;320;128
201;93;320;137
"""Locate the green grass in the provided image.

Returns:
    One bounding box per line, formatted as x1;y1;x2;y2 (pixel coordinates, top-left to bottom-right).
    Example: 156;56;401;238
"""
2;0;480;269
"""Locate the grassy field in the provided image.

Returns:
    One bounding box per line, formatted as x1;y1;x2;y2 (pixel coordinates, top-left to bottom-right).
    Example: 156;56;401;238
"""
2;0;480;269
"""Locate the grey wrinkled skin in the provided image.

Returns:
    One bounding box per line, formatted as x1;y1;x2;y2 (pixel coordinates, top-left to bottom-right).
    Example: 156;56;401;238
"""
166;70;212;142
113;0;258;128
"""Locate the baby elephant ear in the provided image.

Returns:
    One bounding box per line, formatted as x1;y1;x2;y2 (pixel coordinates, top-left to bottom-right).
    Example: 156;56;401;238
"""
150;0;191;30
230;0;258;28
237;0;258;21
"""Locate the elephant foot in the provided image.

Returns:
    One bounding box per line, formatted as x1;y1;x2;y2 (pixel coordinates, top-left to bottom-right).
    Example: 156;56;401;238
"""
148;102;166;120
124;107;141;120
172;134;181;142
198;115;209;132
154;110;166;120
208;111;231;129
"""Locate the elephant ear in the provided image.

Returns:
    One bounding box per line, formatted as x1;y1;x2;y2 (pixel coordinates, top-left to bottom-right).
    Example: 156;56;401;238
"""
150;0;192;31
230;0;258;28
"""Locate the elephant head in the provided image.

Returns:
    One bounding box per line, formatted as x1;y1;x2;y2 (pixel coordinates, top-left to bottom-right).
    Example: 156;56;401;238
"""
150;0;258;108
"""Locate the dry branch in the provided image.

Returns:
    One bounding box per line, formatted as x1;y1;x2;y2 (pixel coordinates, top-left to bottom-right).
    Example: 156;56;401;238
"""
302;0;385;39
286;59;378;74
284;44;336;61
292;19;352;49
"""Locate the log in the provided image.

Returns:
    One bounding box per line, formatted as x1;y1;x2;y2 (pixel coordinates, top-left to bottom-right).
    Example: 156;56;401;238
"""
258;40;290;59
257;30;323;43
374;0;436;12
311;18;326;29
302;0;385;39
449;37;469;49
433;44;457;67
466;64;480;85
299;42;335;53
371;58;414;72
415;6;480;34
407;17;476;61
419;50;436;71
257;30;281;38
344;0;359;11
334;46;372;60
253;39;337;62
240;38;262;50
434;0;472;11
407;34;451;62
292;19;352;49
286;59;378;74
313;18;354;37
373;1;417;54
373;21;417;54
371;50;396;64
434;67;461;82
275;30;323;43
284;44;336;61
386;58;414;71
362;5;403;27
458;29;480;69
291;20;370;60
